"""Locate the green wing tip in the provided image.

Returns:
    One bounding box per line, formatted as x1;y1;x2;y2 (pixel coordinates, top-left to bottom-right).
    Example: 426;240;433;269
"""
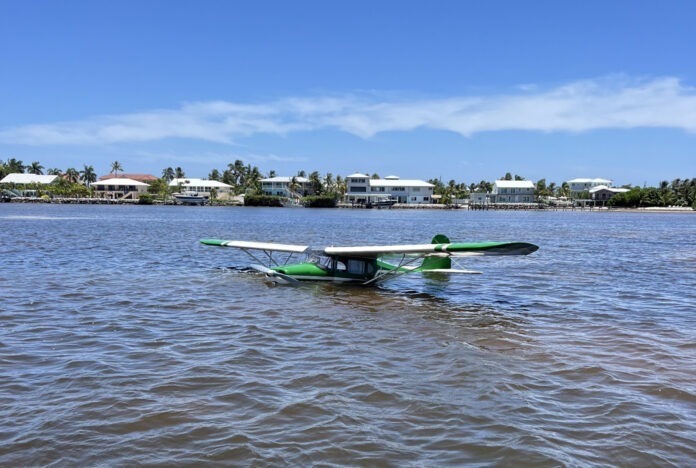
200;238;225;246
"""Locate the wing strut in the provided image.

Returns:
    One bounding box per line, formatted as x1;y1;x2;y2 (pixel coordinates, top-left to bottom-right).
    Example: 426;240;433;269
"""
362;254;424;286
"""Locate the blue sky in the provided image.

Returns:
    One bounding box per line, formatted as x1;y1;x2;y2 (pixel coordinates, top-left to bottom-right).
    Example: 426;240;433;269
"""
1;0;695;185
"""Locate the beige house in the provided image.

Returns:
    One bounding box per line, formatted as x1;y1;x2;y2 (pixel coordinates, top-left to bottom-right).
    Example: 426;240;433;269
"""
590;185;629;204
92;178;149;200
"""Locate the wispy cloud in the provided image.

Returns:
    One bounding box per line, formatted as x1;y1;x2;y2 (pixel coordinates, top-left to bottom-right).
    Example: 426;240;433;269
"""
2;76;695;146
132;150;308;166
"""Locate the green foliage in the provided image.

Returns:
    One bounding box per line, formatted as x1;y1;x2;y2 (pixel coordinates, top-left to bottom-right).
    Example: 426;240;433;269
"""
43;179;90;198
147;178;172;201
244;194;283;207
138;194;154;205
302;194;338;208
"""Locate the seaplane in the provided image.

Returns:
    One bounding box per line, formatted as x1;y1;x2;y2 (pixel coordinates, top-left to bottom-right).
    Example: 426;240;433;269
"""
200;235;538;286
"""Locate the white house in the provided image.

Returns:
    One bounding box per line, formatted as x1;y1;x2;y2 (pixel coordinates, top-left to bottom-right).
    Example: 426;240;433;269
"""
566;178;612;194
92;178;150;200
0;173;59;185
344;174;434;205
0;173;59;196
169;178;234;200
260;176;312;197
492;180;536;204
589;185;629;204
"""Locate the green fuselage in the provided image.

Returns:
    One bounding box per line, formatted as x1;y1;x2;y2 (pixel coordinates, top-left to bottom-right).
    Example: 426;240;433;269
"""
271;257;379;283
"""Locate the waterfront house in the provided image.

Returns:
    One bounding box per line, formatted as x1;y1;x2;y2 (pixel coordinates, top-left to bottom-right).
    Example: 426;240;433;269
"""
98;173;158;184
344;174;434;205
589;185;629;204
92;178;149;200
492;180;536;204
566;178;612;194
169;178;234;200
470;192;491;206
0;173;59;196
260;176;312;197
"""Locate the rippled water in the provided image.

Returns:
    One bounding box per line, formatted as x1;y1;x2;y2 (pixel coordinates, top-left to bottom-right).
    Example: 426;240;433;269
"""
1;204;694;465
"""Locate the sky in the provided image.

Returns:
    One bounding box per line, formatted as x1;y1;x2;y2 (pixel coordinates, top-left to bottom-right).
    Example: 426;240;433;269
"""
1;0;695;186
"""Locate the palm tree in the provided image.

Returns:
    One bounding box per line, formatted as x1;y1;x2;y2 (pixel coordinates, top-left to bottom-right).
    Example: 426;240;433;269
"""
110;161;123;178
268;169;277;178
47;168;63;176
289;176;300;197
64;167;80;184
80;165;97;187
335;175;346;197
6;158;25;173
28;161;44;175
208;169;221;181
309;171;323;195
324;172;334;193
174;167;185;179
162;167;175;182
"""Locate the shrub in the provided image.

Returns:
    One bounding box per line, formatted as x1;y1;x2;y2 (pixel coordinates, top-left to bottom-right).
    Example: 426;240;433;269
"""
244;195;283;207
301;194;338;208
138;194;154;205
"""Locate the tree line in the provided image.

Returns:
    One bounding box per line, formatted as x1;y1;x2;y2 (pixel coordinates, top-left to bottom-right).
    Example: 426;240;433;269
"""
2;157;694;208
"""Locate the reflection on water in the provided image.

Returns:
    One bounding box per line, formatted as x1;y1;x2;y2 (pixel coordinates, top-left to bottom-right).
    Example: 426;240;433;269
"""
0;204;695;465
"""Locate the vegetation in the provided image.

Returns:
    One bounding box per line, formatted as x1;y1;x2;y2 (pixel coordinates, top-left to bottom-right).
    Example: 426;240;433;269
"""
138;193;154;205
1;156;694;209
244;194;283;207
302;194;339;208
608;179;696;208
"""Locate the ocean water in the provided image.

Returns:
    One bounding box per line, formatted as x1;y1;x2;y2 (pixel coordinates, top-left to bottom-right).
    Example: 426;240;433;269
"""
1;204;694;465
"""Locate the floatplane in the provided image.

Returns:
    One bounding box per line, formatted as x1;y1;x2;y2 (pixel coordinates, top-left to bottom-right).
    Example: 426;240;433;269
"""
200;235;538;286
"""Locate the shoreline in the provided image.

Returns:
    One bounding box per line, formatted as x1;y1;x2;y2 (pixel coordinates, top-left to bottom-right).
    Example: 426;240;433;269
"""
2;197;693;212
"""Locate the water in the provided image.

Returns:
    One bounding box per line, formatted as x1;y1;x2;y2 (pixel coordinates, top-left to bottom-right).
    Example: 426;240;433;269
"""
1;204;694;465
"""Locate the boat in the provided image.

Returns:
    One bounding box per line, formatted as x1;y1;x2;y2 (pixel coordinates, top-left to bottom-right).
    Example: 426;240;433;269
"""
172;191;207;205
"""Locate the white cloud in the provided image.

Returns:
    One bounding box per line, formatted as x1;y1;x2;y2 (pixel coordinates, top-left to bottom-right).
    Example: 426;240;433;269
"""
2;76;695;146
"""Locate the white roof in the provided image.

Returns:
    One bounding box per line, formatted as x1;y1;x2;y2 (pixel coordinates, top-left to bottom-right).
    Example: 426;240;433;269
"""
259;176;310;183
567;178;612;184
92;178;149;187
494;180;535;188
589;185;629;194
0;173;58;184
370;179;434;188
347;173;370;178
170;178;232;188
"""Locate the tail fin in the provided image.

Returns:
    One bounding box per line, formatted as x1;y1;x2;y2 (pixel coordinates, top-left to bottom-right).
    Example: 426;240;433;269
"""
420;234;451;270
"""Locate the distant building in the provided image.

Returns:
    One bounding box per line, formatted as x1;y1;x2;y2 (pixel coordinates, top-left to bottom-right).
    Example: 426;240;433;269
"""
0;173;59;196
98;173;158;184
492;180;535;204
566;178;612;194
589;185;629;204
260;176;312;197
469;192;490;205
169;178;234;200
344;174;434;205
92;178;149;200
